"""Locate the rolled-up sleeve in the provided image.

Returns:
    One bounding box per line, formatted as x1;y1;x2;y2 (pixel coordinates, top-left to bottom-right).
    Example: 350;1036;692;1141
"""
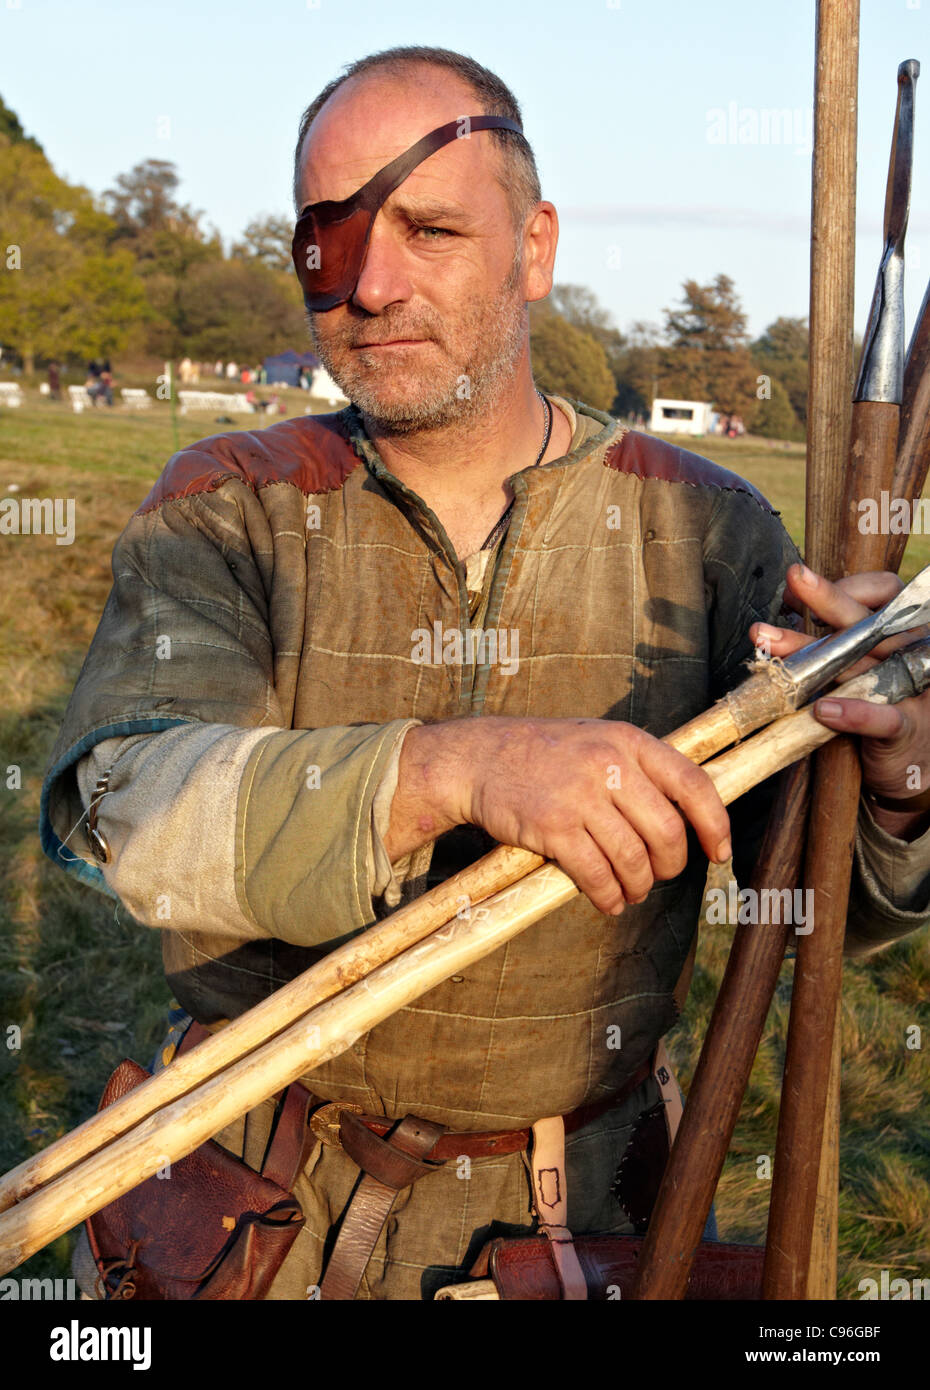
74;715;421;947
845;796;930;957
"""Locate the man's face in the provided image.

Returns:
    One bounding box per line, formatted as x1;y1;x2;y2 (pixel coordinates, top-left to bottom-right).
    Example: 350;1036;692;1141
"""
295;71;531;434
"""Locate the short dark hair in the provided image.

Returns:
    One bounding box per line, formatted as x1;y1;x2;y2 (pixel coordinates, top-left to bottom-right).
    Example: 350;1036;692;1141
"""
292;46;542;236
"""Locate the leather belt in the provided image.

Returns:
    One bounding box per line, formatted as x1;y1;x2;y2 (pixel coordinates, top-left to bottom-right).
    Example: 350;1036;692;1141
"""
316;1059;654;1300
313;1056;654;1160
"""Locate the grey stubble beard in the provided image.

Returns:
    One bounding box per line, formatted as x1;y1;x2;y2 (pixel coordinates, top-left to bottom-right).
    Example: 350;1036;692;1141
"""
304;247;529;437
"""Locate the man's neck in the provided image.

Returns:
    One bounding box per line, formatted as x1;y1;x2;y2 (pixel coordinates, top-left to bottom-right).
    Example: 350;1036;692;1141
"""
358;377;574;559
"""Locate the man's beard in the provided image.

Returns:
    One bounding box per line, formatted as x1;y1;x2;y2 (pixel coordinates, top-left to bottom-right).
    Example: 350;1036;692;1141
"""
304;253;528;435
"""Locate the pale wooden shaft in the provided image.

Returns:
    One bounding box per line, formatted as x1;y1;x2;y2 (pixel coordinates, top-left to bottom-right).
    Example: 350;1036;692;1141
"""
0;841;541;1215
0;863;578;1274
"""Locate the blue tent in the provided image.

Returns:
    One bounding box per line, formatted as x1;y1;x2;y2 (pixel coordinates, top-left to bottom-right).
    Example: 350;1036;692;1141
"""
263;350;320;387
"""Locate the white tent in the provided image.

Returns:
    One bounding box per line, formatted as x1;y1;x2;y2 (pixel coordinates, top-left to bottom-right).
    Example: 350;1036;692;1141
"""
308;366;349;409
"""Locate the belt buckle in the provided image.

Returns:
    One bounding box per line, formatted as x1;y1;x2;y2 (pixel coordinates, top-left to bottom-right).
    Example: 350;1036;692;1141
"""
310;1101;365;1149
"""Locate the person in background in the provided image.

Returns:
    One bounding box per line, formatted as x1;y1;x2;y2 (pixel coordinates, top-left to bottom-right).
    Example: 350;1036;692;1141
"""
84;361;103;406
100;361;114;407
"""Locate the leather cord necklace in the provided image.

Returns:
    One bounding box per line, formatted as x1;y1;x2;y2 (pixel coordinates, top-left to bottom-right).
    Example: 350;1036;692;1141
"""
479;388;552;552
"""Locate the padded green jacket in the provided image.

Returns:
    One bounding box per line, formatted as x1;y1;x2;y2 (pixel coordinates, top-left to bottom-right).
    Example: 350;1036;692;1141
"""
40;401;925;1129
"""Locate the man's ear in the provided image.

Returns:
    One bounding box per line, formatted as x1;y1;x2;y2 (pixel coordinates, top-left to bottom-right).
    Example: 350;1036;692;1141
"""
522;201;559;303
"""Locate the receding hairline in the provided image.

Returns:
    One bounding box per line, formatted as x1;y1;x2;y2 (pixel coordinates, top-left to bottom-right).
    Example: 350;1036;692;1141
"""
292;51;541;236
294;65;513;208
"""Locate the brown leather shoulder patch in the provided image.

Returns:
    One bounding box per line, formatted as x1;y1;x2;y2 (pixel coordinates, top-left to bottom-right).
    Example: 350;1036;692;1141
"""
604;430;776;514
136;412;361;515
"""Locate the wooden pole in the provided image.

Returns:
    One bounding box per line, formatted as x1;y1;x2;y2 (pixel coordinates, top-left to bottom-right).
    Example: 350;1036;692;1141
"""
763;0;858;1300
766;48;924;1300
805;0;859;583
631;762;808;1299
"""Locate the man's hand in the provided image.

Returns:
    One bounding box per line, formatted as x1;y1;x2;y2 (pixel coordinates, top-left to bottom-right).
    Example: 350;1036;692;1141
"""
750;561;930;837
384;717;732;915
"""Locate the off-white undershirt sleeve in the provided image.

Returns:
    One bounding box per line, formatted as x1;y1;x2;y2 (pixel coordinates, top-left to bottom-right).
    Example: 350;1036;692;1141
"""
75;717;422;939
76;725;288;936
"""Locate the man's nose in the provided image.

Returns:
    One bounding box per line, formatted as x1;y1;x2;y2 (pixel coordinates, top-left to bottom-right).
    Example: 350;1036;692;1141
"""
350;218;414;313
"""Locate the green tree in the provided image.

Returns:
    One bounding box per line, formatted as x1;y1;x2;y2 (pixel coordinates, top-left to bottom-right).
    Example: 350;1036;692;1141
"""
752;316;809;426
232;215;294;273
0;141;148;372
105;159;205;246
530;309;616;411
753;376;803;442
103;159;222;356
611;321;663;418
547;283;639;416
0;93;43;154
178;259;307;362
661;275;760;420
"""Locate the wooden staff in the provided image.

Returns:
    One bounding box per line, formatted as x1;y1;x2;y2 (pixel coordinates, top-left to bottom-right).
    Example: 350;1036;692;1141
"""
805;0;859;579
0;843;541;1216
2;651;928;1276
765;55;919;1301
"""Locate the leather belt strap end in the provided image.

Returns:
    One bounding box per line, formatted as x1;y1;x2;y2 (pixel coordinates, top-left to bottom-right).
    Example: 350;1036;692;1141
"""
528;1115;588;1301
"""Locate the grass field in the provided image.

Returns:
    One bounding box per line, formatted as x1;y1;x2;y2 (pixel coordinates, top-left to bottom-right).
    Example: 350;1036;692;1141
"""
0;397;927;1299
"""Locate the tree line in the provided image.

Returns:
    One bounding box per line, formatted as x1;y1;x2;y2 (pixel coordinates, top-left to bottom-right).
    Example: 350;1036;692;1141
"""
532;280;809;442
0;94;808;440
0;95;305;375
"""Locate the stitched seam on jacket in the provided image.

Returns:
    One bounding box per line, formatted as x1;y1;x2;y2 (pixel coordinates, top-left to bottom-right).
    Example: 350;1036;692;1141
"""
236;738;270;934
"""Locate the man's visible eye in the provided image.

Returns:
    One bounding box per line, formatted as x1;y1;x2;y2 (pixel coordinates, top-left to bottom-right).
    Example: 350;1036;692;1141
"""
413;225;455;240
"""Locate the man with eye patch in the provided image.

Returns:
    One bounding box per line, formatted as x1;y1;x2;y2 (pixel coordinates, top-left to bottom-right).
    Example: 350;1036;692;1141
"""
44;44;930;1301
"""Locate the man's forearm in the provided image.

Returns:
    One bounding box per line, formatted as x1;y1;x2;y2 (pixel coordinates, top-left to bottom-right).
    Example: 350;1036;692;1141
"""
383;721;466;863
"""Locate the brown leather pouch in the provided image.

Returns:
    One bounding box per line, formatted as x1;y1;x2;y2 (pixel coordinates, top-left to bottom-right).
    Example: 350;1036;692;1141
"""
470;1233;764;1300
85;1058;314;1300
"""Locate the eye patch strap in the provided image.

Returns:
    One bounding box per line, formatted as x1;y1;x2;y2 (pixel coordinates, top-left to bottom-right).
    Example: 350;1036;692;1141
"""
300;114;524;225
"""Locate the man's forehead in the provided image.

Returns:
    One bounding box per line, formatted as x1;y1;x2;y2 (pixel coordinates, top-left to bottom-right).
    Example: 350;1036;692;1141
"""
297;72;500;207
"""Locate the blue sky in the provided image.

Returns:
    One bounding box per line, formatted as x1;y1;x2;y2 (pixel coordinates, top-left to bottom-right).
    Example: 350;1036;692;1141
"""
3;0;930;341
